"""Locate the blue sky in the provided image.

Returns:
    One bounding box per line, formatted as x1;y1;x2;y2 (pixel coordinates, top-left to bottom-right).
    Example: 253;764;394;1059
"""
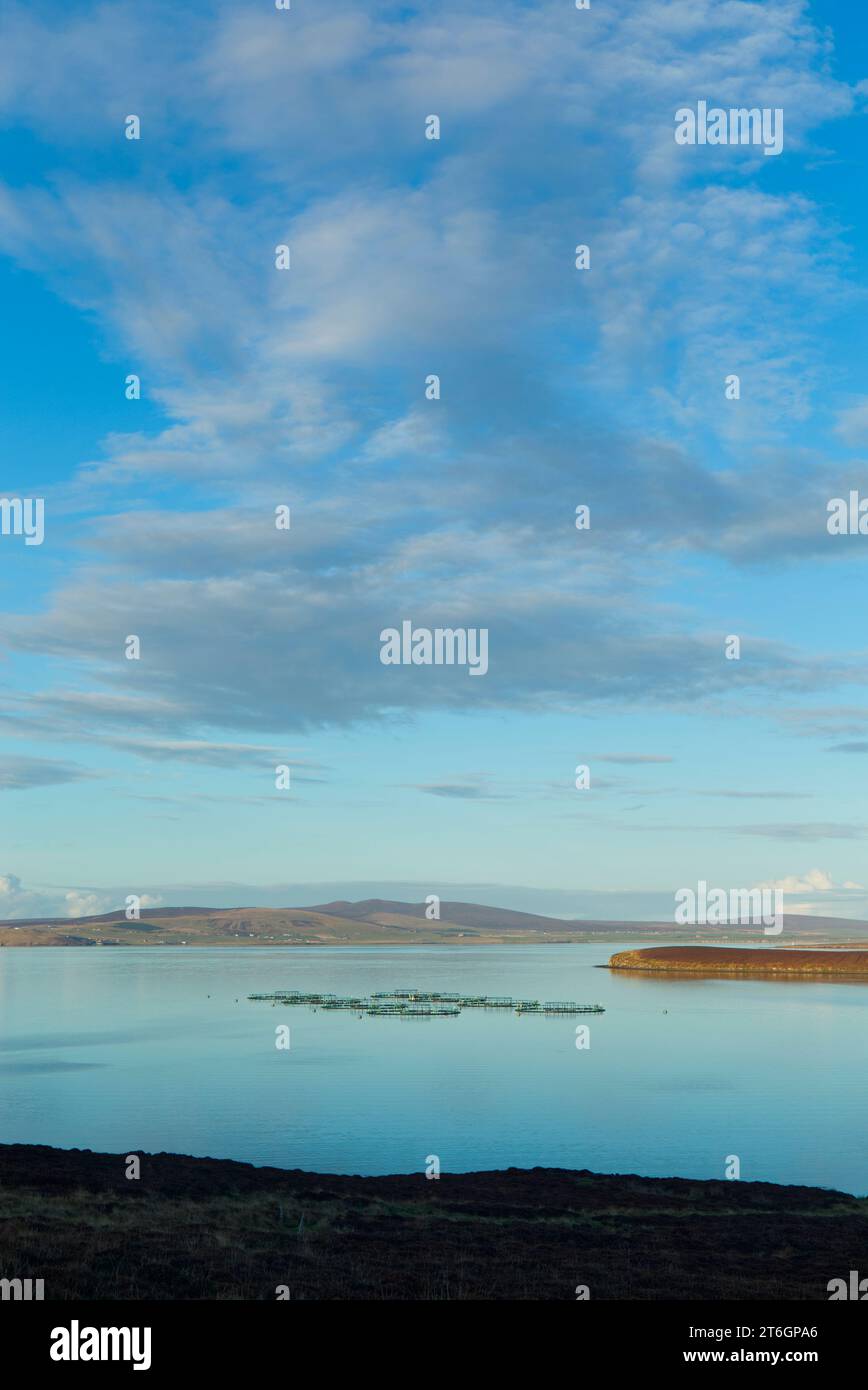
1;0;868;920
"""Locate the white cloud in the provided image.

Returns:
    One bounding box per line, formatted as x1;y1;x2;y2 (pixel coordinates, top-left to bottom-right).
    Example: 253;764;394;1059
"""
756;868;865;894
63;890;114;919
835;399;868;447
0;873;114;920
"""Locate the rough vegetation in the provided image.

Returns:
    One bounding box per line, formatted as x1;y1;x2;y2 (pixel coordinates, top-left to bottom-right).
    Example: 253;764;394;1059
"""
0;1144;863;1300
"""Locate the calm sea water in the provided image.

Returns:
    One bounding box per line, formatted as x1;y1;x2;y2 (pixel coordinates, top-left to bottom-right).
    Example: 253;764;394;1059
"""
1;945;866;1192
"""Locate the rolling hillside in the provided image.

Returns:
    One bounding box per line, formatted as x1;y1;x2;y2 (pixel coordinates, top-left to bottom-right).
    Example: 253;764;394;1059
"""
1;899;867;947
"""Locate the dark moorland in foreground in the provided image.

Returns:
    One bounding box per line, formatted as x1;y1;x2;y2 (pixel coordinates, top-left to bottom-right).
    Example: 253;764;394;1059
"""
0;1144;864;1300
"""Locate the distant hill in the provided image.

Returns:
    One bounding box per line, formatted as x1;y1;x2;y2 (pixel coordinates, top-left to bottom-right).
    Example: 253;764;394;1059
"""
1;899;867;947
310;898;602;931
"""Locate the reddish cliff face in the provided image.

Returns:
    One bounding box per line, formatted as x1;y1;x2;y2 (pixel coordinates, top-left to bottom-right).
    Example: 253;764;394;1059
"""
607;946;868;975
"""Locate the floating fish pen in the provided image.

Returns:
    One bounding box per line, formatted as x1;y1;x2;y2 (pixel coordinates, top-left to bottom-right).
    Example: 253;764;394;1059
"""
374;990;427;1001
390;990;461;1003
367;1002;460;1017
542;1001;605;1014
455;994;512;1006
248;989;303;999
247;990;604;1017
246;991;337;1004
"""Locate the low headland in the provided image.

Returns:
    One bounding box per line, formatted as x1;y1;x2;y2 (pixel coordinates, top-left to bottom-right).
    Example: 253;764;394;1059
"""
0;1143;864;1300
607;945;868;976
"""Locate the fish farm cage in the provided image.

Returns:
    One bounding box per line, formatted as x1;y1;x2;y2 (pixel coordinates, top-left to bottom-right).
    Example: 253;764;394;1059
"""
247;990;604;1016
367;1003;461;1017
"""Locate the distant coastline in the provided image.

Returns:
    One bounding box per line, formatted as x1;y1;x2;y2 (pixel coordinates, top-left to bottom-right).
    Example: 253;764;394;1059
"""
2;899;867;948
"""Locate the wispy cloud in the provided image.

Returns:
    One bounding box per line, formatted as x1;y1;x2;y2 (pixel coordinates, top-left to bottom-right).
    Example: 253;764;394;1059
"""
0;0;864;894
0;756;97;791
